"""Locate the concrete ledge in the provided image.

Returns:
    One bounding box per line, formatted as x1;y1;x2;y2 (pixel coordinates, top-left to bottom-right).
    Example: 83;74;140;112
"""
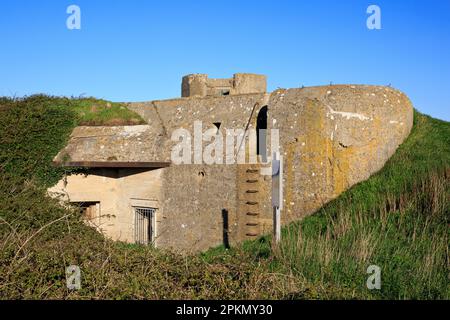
53;161;171;168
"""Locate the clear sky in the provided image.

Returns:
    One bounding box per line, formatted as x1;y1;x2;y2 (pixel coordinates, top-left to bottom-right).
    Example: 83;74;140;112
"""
0;0;449;120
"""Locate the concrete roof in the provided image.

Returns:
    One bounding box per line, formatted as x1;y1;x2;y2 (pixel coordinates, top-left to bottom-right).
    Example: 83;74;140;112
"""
54;92;267;166
53;125;172;165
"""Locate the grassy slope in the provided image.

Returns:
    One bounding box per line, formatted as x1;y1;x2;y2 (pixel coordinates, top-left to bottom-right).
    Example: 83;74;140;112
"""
0;96;448;299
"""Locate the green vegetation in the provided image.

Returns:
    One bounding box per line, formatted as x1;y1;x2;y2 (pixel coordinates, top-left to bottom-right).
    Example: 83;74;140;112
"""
65;97;145;126
0;95;448;299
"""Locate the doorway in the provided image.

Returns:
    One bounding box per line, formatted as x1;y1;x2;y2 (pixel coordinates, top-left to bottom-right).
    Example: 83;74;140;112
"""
256;106;268;162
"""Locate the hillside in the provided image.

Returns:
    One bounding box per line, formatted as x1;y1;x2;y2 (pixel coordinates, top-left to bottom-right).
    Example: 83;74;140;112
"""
0;96;448;299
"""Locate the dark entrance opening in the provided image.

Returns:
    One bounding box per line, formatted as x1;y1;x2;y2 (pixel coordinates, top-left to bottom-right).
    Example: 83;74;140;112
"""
222;209;230;249
71;201;99;220
256;106;268;162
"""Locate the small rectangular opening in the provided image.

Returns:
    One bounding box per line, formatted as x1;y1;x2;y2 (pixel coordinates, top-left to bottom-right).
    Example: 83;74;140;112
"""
71;201;100;220
134;207;156;246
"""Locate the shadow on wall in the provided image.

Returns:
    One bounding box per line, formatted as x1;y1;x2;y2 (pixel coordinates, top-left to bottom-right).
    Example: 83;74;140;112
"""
222;209;230;249
74;168;161;179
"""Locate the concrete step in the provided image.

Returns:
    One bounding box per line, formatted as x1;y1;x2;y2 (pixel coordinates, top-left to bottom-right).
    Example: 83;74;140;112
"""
246;222;259;227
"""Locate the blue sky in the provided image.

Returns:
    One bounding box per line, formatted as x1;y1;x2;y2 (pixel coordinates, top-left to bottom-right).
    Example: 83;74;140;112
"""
0;0;449;120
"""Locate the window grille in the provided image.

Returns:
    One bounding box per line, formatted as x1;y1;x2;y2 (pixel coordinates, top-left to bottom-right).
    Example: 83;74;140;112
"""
134;207;155;245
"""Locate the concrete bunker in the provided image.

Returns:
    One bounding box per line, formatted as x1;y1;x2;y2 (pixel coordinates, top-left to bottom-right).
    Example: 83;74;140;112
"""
48;74;414;252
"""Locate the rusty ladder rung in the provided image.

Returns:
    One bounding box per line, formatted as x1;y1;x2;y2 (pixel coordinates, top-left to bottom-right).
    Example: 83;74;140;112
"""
246;233;258;237
246;190;258;194
246;212;259;216
246;201;258;205
246;179;258;183
246;169;259;174
246;222;259;227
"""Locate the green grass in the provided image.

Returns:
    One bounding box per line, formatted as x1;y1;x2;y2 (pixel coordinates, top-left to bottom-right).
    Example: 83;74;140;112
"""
0;95;448;299
66;97;145;126
1;95;145;128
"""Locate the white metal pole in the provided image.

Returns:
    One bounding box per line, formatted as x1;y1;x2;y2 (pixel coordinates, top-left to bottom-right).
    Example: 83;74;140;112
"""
272;152;283;245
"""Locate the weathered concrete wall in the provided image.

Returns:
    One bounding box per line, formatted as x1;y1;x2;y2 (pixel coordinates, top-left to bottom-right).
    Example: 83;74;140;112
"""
128;94;273;252
233;73;267;95
158;164;239;252
269;85;413;223
115;168;163;243
53;125;170;163
181;73;266;98
156;164;273;253
182;74;209;98
128;84;413;251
